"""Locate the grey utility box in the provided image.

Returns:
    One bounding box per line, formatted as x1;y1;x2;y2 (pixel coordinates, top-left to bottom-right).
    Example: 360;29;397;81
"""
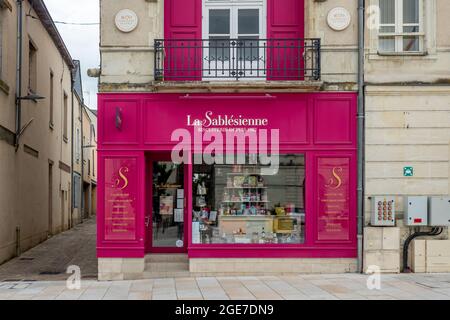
371;196;396;227
404;196;428;226
428;197;450;226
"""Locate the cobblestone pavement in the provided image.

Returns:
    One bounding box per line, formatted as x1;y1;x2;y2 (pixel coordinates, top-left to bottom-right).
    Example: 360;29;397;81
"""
0;218;97;281
1;273;450;300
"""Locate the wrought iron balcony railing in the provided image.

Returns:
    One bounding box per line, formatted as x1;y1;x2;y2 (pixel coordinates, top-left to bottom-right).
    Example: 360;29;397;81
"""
154;38;321;81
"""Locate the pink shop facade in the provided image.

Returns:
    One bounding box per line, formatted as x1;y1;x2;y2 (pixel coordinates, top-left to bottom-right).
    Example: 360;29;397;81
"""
97;93;358;260
97;0;358;266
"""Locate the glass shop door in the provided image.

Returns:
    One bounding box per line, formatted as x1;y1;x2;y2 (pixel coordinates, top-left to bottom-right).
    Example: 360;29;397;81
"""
147;154;188;253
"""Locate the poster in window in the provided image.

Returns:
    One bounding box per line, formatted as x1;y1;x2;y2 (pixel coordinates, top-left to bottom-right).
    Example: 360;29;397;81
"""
104;158;137;241
160;196;174;215
174;209;184;222
317;157;351;242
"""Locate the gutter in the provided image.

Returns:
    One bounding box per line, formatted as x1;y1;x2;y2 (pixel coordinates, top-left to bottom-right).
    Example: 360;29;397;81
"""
357;0;366;273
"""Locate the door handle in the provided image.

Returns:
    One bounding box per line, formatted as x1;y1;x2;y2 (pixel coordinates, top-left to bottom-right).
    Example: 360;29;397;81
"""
145;216;150;227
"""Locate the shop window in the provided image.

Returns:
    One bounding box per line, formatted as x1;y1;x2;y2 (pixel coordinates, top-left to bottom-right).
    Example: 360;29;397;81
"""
378;0;423;53
192;154;306;245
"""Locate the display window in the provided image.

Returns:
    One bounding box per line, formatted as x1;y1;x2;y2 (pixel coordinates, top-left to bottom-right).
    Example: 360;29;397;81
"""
192;154;305;245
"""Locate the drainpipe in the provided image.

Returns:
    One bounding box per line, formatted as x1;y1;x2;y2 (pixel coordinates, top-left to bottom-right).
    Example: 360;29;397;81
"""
70;75;75;228
14;0;23;150
81;104;84;219
357;0;366;273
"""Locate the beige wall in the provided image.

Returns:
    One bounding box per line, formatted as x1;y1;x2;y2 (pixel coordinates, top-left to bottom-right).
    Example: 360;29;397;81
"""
72;92;83;225
99;0;359;89
364;0;450;270
0;1;73;264
82;106;97;217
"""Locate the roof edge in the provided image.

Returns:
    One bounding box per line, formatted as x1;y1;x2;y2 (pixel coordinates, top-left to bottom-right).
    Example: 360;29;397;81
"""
29;0;75;69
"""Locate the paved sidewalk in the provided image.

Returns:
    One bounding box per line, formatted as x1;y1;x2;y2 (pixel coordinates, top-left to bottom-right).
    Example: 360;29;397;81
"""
0;218;97;281
1;273;450;300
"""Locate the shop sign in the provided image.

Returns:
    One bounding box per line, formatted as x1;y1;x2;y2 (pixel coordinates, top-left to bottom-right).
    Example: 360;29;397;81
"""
115;9;139;33
187;111;269;128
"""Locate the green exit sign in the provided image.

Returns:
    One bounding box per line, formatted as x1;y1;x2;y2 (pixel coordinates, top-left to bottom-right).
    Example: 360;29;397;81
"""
404;167;414;177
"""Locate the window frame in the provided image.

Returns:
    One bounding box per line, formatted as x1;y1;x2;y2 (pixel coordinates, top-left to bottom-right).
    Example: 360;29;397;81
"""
378;0;425;54
28;38;38;93
63;91;68;142
49;70;54;128
202;0;267;80
0;10;3;80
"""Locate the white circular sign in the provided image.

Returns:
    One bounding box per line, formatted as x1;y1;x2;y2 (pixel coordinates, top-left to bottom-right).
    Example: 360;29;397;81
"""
115;9;139;33
176;240;184;248
327;7;351;31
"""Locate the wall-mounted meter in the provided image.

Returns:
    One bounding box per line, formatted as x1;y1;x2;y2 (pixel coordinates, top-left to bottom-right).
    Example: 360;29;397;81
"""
404;196;428;226
429;197;450;227
371;196;396;227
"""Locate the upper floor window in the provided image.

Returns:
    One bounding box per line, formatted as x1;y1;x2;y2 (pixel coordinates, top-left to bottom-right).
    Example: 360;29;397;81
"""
203;0;265;79
0;12;3;80
379;0;423;53
75;128;80;163
28;40;37;93
49;71;54;127
63;92;68;142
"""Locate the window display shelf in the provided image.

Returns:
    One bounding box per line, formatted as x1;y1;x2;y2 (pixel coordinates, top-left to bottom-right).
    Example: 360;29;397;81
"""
222;201;270;203
225;186;268;189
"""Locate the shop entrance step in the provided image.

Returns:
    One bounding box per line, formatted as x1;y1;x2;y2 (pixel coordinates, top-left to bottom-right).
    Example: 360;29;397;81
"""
145;254;189;263
143;254;190;278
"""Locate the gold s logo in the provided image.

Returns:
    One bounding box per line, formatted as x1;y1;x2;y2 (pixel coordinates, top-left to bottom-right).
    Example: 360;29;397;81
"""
326;167;343;189
115;167;129;190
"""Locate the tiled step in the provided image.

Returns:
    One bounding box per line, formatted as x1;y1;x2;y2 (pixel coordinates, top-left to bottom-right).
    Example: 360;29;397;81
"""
142;271;192;279
145;262;189;272
145;254;188;263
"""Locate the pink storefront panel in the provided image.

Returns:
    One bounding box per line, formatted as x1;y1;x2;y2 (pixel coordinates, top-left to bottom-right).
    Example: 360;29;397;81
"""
97;93;357;258
97;151;146;258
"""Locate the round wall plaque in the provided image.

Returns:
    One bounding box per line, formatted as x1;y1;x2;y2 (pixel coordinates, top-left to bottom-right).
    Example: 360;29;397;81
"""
115;9;139;33
327;7;351;31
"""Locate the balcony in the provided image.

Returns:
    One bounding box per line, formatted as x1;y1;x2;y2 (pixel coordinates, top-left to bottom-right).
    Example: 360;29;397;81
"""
154;38;321;82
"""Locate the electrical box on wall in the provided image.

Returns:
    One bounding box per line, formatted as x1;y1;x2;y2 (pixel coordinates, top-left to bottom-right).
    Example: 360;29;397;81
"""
404;196;428;226
371;196;396;226
429;197;450;227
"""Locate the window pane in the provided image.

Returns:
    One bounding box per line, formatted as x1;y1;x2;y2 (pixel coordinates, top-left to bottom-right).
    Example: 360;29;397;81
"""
379;0;395;24
208;36;230;62
403;35;419;51
237;36;260;62
403;25;419;33
403;0;419;24
379;36;395;52
192;155;306;245
209;9;230;34
238;9;259;34
380;26;395;33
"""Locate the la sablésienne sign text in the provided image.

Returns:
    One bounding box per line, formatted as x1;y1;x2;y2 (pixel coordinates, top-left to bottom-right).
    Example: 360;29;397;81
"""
187;111;269;128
